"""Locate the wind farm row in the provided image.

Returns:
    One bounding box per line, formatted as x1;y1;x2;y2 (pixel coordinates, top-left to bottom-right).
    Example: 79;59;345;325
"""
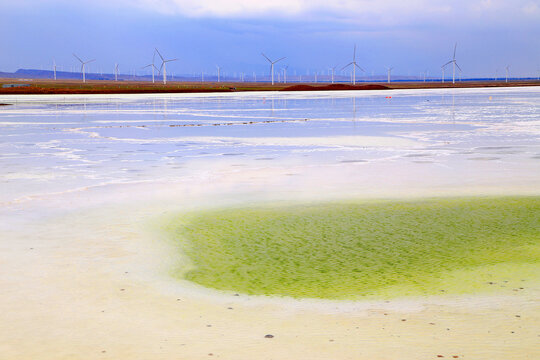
3;44;535;87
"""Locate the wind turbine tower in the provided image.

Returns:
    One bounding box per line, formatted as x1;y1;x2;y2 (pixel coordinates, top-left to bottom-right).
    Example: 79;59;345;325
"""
341;45;365;85
114;63;119;81
142;54;159;84
73;54;95;83
261;53;286;85
386;67;393;84
441;66;445;83
442;43;462;84
53;59;57;81
155;48;178;85
282;66;288;84
330;66;337;84
505;65;510;83
216;66;221;82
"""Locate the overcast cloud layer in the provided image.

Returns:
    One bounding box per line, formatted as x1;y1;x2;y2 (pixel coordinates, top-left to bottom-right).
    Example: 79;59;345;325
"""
8;0;540;22
1;0;539;77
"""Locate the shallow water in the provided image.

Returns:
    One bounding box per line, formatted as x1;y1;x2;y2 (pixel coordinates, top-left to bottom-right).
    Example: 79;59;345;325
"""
1;87;539;209
171;197;540;299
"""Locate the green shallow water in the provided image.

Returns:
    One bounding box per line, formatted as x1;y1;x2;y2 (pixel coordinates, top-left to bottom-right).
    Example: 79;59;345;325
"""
166;197;540;299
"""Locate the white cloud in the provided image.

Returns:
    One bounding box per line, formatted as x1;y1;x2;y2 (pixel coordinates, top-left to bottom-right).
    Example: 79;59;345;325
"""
122;0;537;22
3;0;539;26
128;0;449;19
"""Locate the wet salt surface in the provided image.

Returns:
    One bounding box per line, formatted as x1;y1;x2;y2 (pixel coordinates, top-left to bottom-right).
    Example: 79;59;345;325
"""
1;88;539;360
0;87;539;206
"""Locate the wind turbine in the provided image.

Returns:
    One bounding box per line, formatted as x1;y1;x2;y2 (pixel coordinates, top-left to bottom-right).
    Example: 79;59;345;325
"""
441;66;446;83
73;53;95;83
330;66;337;84
142;52;159;84
53;59;57;81
155;48;177;85
114;63;119;81
505;65;510;83
261;53;286;85
341;45;365;85
281;65;288;84
216;65;221;82
386;67;393;84
442;43;461;84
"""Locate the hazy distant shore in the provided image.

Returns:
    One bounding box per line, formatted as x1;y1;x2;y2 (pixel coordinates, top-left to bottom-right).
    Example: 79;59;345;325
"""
0;78;539;95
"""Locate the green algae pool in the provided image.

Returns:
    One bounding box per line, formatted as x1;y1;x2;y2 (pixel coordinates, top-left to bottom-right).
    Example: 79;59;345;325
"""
166;197;540;299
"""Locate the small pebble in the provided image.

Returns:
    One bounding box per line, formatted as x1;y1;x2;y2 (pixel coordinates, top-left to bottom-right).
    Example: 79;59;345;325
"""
437;355;444;358
264;334;274;338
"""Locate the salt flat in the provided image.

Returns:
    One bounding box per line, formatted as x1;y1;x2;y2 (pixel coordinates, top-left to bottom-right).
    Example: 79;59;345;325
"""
0;87;539;359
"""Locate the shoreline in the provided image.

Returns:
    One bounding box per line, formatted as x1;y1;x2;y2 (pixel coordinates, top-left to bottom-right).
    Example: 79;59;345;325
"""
0;78;539;95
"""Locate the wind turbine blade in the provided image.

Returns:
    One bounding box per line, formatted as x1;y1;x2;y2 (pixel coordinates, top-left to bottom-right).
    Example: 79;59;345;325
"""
355;63;365;72
261;53;272;63
453;43;457;60
155;48;165;62
274;57;286;64
142;64;152;69
166;59;178;63
73;53;83;63
455;62;462;71
341;62;353;71
442;60;453;67
353;44;356;61
86;59;96;64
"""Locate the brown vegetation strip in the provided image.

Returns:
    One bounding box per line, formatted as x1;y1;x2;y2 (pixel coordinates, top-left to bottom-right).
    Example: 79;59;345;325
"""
280;84;389;91
0;79;538;95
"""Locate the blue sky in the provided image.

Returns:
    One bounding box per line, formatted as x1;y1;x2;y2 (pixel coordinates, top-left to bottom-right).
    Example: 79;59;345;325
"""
1;0;539;78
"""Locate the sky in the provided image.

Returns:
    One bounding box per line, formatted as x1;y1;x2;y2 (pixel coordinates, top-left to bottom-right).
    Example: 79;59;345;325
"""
1;0;539;78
